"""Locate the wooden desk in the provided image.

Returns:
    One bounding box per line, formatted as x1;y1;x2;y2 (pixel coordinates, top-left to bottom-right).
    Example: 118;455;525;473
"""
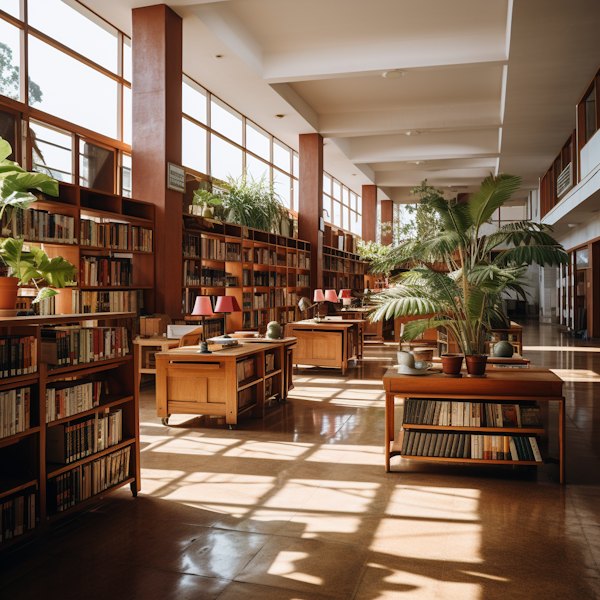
430;355;531;369
133;336;180;389
382;368;565;483
284;320;363;374
156;341;291;428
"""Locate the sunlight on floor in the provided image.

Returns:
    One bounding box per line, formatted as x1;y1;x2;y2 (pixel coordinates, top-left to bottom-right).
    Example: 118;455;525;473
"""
551;368;600;381
525;345;600;353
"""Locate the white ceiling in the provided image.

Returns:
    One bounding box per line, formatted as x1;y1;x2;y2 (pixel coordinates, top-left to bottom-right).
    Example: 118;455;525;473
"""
84;0;600;203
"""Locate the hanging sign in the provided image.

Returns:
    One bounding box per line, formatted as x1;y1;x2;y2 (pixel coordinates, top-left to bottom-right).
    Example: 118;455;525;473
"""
167;163;186;193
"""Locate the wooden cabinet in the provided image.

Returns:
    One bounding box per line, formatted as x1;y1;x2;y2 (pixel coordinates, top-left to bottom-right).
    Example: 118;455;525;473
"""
382;368;565;483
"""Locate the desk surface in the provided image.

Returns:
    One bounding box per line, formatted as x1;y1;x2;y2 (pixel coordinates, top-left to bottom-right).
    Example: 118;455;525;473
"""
288;320;356;330
157;340;287;359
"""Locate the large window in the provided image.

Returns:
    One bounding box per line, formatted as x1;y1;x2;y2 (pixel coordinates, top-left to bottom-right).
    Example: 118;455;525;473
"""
181;74;300;212
322;170;362;236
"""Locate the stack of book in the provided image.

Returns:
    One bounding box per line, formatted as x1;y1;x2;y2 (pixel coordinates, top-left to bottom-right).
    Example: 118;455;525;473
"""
1;207;75;244
71;289;144;314
0;335;37;378
45;380;102;423
236;358;255;383
80;255;134;287
131;226;153;252
0;386;31;439
80;220;130;249
0;492;36;542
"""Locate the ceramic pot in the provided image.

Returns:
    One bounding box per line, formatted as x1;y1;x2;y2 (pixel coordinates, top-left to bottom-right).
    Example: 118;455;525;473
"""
465;355;488;376
441;354;463;375
0;277;19;311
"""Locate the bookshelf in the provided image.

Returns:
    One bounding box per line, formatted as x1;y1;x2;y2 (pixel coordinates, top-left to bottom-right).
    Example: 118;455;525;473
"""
1;182;155;317
382;368;565;483
0;313;140;551
322;224;367;293
182;213;311;333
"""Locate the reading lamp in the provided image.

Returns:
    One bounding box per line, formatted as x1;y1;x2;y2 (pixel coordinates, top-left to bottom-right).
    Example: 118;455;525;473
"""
214;295;241;338
191;296;214;354
313;289;325;322
324;289;339;303
338;289;352;310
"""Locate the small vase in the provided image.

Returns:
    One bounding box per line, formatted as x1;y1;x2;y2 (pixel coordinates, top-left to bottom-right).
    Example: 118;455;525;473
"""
0;276;19;314
465;355;488;376
441;354;463;375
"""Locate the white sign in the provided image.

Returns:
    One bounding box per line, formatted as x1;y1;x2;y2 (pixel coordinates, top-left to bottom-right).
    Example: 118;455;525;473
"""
167;163;185;193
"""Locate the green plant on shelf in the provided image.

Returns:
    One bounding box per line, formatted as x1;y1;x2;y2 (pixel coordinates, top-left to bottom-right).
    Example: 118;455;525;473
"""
0;136;77;304
192;188;223;219
368;174;568;357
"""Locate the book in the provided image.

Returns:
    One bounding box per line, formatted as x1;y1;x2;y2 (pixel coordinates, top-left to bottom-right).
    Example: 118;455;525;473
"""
450;434;460;458
509;437;519;461
529;437;543;462
501;404;519;428
520;406;542;428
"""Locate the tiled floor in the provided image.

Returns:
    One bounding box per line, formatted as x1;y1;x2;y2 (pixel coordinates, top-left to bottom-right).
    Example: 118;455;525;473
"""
2;320;600;599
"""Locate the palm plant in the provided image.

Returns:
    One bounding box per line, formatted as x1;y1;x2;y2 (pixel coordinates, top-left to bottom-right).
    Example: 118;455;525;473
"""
369;174;568;356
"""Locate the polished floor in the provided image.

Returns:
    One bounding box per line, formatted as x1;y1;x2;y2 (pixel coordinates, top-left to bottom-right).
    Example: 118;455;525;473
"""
2;320;600;599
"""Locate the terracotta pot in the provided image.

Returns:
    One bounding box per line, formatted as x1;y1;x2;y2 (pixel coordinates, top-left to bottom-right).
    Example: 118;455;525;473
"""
0;277;19;311
441;354;463;375
465;355;488;376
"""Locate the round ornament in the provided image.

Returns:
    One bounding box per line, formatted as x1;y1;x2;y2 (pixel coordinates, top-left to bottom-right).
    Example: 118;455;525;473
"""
265;321;282;339
493;340;514;358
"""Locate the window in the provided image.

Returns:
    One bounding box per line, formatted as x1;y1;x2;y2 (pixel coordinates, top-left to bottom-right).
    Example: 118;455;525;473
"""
585;87;596;143
333;180;341;201
342;187;349;206
323;173;331;195
29;36;118;139
274;170;291;209
0;0;20;18
28;0;119;73
183;77;207;125
30;119;73;183
211;133;242;182
0;18;21;102
245;153;269;182
182;117;207;175
122;153;131;198
79;139;114;193
0;109;16;160
123;85;131;146
210;97;242;145
293;178;298;212
246;121;270;161
293;152;299;178
576;248;589;268
273;139;291;173
123;37;132;82
323;194;331;223
333;200;341;227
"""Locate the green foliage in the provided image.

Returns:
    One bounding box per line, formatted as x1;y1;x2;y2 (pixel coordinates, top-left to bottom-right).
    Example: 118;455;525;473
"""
358;241;390;261
192;188;222;206
221;174;289;234
0;137;76;303
0;42;42;105
369;174;568;355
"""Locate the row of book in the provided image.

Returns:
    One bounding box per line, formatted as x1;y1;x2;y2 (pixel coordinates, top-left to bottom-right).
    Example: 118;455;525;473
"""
49;446;131;513
402;400;543;428
265;377;274;400
265;352;276;373
238;388;255;411
0;387;31;440
254;248;277;265
41;326;130;367
324;256;349;273
80;255;134;287
286;252;310;268
80;220;153;252
45;380;102;423
1;207;76;244
242;309;277;328
182;264;237;287
237;358;256;383
1;492;36;543
296;274;310;287
183;235;242;261
401;430;543;462
0;335;37;378
46;409;123;464
71;289;144;314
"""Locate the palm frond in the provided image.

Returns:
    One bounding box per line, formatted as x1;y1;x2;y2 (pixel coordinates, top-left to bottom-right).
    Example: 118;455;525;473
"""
467;173;522;231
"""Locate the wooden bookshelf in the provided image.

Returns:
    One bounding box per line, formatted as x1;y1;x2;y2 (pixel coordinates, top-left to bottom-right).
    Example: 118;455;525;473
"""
182;213;311;333
437;322;523;356
0;313;140;552
382;368;565;483
3;182;155;317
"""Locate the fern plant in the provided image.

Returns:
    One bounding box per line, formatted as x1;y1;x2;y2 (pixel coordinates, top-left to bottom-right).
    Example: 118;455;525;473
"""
369;174;568;356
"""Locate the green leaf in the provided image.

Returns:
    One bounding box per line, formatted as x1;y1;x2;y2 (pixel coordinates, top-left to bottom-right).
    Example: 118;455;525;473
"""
1;171;59;199
32;287;58;304
0;138;11;163
467;173;522;230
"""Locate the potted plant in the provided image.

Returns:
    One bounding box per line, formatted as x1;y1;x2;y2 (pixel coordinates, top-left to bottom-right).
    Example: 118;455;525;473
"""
368;174;568;375
190;188;223;219
0;136;77;314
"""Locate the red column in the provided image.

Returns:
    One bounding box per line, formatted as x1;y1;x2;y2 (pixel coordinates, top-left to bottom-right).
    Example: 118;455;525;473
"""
132;5;183;317
381;199;393;246
362;185;377;243
298;133;323;294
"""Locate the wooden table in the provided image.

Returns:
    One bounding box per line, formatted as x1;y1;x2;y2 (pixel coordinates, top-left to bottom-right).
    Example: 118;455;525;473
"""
133;336;180;390
382;367;565;483
284;319;364;375
155;340;291;427
430;355;531;369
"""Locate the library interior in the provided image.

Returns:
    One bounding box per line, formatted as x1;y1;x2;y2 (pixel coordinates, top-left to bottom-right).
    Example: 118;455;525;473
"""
1;1;600;599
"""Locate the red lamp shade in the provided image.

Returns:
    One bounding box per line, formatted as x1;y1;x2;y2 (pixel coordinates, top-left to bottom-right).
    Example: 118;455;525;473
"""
191;296;214;316
313;289;325;302
324;289;339;303
338;289;352;299
214;296;241;313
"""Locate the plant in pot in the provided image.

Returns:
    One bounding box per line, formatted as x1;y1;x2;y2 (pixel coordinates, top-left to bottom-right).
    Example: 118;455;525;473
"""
368;174;568;376
0;136;77;314
191;188;223;219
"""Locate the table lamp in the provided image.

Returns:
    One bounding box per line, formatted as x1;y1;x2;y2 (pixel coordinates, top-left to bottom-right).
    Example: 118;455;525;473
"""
191;296;214;354
313;289;325;322
214;295;241;338
324;289;339;303
338;289;352;310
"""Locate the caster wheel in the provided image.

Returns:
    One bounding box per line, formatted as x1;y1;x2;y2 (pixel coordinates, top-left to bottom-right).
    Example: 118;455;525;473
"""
161;417;169;426
229;424;236;430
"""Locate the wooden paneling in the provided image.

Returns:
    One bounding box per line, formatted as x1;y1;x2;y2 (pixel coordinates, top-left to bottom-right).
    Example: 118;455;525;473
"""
381;199;393;246
132;5;183;318
298;133;323;294
362;185;377;242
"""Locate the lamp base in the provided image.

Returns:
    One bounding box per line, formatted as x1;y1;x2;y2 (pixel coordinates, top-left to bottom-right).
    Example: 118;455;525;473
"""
222;334;231;338
197;341;212;354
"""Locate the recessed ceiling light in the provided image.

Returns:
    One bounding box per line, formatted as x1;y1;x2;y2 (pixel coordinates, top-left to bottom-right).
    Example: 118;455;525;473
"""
383;70;405;79
214;54;223;59
275;114;285;119
351;173;357;176
405;131;421;136
568;223;578;227
407;161;426;165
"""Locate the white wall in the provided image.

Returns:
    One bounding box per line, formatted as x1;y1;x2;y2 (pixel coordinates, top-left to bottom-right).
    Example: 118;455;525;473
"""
581;130;600;180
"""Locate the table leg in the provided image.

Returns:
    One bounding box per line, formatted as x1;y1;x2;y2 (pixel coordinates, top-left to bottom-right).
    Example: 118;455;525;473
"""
559;397;566;484
385;392;394;472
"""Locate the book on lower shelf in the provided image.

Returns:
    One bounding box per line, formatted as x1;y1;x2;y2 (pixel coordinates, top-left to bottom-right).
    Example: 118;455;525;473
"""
48;445;131;514
45;380;102;423
1;207;75;244
41;326;130;367
0;335;38;378
238;387;255;411
0;386;32;439
46;408;123;464
400;430;543;462
71;289;144;314
0;491;36;544
236;358;256;383
402;398;542;428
